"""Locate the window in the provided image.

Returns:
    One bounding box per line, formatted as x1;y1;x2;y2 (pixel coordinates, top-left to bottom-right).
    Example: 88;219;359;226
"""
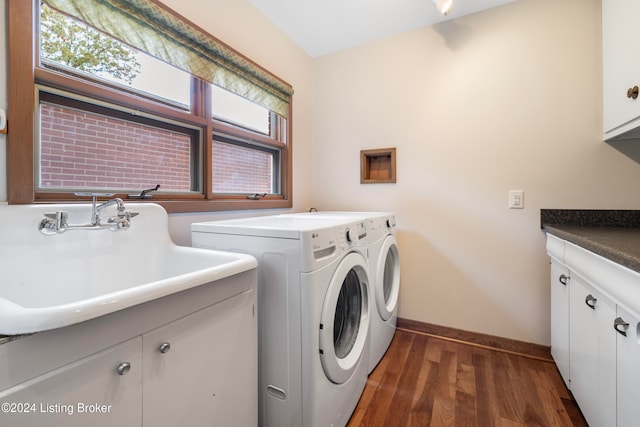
7;0;293;212
37;90;200;193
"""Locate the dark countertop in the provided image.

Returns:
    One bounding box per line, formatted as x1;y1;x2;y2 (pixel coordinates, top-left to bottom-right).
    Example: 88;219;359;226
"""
541;209;640;274
543;225;640;273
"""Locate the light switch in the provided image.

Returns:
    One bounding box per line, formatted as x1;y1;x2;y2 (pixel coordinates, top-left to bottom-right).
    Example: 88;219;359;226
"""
509;190;524;209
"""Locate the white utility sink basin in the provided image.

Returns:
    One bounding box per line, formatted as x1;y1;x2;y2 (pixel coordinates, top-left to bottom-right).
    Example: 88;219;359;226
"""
0;202;257;335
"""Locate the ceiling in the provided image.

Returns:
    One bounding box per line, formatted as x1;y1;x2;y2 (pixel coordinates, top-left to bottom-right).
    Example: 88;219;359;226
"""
249;0;517;57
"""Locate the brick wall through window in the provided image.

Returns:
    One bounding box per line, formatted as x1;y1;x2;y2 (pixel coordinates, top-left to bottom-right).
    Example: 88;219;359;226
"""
39;103;193;192
212;140;273;194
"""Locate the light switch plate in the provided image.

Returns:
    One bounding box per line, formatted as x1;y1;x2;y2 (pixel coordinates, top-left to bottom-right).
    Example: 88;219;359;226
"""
509;190;524;209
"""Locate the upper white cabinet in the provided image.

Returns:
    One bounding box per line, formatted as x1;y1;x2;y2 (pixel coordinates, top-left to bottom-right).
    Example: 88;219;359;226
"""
602;0;640;140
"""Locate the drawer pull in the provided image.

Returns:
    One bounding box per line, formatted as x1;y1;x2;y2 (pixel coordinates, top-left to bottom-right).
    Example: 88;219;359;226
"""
159;342;171;354
628;86;639;99
117;362;131;376
614;317;630;337
558;274;569;286
585;294;597;309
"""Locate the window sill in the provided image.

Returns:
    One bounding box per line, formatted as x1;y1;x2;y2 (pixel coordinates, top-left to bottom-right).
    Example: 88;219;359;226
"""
151;198;292;214
28;195;291;214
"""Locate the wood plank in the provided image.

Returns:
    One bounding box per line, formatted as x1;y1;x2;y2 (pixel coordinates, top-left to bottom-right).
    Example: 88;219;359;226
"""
356;330;414;426
347;329;587;427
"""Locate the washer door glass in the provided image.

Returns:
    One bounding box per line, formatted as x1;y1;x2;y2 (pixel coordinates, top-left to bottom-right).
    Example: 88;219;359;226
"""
334;269;362;358
319;252;369;385
376;235;400;321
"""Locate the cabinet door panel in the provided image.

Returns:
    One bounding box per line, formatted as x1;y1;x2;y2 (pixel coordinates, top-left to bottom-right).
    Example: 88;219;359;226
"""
550;260;570;387
0;337;142;427
602;0;640;137
143;289;257;427
616;306;640;427
569;277;616;427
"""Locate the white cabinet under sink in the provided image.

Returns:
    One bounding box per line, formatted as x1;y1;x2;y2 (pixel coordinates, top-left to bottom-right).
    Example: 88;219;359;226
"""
143;292;257;427
546;234;640;427
0;337;142;426
602;0;640;139
0;269;257;427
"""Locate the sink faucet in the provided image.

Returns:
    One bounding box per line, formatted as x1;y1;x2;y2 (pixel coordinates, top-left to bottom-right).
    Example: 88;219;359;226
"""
39;193;138;235
92;196;126;226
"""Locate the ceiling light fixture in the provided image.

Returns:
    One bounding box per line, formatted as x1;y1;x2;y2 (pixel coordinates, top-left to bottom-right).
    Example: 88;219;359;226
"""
433;0;453;15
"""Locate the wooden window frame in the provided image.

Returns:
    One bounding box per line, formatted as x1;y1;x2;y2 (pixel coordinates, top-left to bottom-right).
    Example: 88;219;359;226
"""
7;0;293;213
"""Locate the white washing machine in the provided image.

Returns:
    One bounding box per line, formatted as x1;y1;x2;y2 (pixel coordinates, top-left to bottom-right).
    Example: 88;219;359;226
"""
191;215;370;427
281;212;400;373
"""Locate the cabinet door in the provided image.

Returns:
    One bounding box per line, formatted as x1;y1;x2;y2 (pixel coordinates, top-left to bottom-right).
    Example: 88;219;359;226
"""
569;277;616;427
602;0;640;138
142;289;257;427
550;260;570;387
0;337;142;427
615;306;640;427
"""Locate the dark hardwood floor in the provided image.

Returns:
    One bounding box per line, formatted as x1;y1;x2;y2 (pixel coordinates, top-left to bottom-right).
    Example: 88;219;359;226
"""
347;328;587;426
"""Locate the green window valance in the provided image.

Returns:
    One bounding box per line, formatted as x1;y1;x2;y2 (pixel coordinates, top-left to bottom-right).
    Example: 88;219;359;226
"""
42;0;294;117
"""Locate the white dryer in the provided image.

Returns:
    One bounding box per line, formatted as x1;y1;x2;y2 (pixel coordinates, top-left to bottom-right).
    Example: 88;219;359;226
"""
365;214;400;372
191;216;370;427
281;212;400;373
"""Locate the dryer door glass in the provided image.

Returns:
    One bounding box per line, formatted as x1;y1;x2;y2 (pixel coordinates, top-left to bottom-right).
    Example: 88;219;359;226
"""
383;247;397;303
376;237;400;321
334;269;362;359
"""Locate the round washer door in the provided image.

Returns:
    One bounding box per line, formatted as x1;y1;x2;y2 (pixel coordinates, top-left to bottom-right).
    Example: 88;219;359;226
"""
375;235;400;321
319;251;370;385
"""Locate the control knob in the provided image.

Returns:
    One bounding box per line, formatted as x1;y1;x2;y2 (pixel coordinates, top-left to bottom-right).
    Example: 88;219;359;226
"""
346;228;356;243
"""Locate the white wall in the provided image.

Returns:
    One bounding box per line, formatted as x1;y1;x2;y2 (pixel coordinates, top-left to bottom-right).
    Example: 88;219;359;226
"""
311;0;640;345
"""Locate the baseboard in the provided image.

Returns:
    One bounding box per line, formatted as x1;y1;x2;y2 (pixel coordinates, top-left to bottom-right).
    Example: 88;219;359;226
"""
396;318;553;362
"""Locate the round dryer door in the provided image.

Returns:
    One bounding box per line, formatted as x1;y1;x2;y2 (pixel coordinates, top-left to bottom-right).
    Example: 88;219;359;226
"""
375;235;400;321
319;251;370;385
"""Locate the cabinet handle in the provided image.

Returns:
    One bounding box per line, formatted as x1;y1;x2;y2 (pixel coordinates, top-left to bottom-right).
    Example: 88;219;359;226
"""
117;362;131;376
585;294;597;309
628;86;639;100
558;274;569;286
159;342;171;354
614;317;630;337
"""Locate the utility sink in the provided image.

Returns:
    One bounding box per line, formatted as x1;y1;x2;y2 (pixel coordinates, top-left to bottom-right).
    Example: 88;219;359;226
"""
0;202;257;335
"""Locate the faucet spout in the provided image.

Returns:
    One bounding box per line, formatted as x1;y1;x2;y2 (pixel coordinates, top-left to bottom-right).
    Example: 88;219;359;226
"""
93;197;125;225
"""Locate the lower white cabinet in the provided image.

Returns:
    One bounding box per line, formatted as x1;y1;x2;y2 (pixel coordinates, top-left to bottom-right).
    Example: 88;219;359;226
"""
615;306;640;427
549;259;570;386
547;234;640;427
143;291;257;427
568;276;616;427
0;338;142;426
0;274;257;427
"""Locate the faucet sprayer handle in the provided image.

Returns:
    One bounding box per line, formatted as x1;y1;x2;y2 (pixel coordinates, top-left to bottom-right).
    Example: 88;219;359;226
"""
127;184;160;200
